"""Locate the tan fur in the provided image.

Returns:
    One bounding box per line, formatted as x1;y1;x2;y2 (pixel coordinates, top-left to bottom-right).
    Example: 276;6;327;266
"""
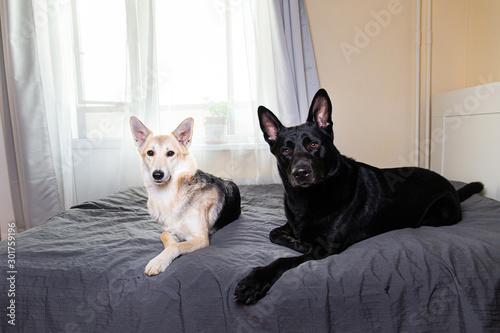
130;116;223;276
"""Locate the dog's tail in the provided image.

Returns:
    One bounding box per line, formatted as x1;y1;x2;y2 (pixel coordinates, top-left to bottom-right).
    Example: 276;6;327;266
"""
457;182;484;202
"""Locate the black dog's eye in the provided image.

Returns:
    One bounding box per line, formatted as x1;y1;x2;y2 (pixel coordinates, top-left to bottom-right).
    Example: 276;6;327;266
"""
167;151;175;157
147;150;154;156
310;142;318;148
282;148;290;156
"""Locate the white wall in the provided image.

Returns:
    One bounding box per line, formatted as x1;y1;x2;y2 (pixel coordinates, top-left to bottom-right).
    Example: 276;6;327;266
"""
0;117;15;240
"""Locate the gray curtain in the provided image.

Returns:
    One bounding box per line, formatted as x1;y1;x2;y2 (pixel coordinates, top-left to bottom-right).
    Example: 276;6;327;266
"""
279;0;320;122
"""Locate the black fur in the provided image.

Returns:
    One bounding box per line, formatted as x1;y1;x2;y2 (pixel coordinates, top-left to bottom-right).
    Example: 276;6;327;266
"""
234;88;483;305
188;170;241;234
457;181;484;202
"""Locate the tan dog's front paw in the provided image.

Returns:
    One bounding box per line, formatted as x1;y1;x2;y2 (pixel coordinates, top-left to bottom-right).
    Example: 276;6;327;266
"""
144;255;169;276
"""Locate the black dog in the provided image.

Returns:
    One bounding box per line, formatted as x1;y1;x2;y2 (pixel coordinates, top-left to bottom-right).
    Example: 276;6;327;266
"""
234;88;483;304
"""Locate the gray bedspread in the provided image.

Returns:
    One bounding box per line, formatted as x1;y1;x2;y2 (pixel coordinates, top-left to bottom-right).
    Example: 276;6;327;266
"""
1;183;499;332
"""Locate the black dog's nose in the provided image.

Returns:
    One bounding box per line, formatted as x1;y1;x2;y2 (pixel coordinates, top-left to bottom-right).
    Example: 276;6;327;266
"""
293;168;310;181
152;170;164;180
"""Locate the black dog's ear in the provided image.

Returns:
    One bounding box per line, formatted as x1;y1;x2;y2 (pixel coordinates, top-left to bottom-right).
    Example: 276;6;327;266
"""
307;89;333;134
258;106;283;144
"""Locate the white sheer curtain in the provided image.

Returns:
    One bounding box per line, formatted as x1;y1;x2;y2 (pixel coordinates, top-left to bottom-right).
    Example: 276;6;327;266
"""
1;0;77;231
0;0;318;229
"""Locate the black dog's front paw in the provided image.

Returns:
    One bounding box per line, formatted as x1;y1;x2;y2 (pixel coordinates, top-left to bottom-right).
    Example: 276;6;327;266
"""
270;227;312;254
234;267;273;305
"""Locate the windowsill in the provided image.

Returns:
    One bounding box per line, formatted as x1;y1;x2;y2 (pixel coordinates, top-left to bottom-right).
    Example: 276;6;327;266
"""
190;142;268;151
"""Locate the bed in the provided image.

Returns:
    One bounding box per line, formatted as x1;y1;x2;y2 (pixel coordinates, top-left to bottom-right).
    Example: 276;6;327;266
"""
431;81;500;201
1;182;499;332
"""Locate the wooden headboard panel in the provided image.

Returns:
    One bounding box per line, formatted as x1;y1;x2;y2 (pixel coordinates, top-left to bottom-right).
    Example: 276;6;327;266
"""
431;82;500;200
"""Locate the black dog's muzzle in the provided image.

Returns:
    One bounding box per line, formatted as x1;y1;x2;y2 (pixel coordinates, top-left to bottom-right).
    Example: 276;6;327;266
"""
292;162;312;186
290;152;322;188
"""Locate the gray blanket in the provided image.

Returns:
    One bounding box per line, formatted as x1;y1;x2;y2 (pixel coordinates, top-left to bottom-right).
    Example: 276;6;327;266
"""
1;183;499;332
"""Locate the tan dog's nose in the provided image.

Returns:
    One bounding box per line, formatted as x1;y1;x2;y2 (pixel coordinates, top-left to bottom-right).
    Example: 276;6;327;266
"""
152;170;164;181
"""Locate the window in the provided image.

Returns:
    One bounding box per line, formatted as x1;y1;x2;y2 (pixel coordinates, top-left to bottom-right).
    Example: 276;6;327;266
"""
71;0;128;139
71;0;256;144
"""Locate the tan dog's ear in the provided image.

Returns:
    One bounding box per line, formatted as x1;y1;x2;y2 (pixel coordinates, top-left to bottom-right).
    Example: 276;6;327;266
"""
130;116;152;147
172;118;194;148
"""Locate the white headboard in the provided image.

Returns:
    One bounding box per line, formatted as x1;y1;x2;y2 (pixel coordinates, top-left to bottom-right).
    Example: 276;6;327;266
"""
430;82;500;200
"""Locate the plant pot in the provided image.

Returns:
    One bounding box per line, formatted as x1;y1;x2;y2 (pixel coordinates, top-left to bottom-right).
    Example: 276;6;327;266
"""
204;116;227;144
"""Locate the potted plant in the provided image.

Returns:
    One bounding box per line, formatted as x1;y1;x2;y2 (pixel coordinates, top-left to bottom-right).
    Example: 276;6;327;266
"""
204;98;230;144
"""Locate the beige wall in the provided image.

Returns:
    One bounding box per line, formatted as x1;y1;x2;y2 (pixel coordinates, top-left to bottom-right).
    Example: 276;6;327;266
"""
431;0;468;94
305;0;499;168
305;0;417;168
432;0;500;94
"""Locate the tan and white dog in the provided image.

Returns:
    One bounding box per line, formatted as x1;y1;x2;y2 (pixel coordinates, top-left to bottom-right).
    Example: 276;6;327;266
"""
130;116;241;276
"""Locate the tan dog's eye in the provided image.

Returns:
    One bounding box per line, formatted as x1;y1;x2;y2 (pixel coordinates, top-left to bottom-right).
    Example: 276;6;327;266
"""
167;151;175;157
147;150;154;156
